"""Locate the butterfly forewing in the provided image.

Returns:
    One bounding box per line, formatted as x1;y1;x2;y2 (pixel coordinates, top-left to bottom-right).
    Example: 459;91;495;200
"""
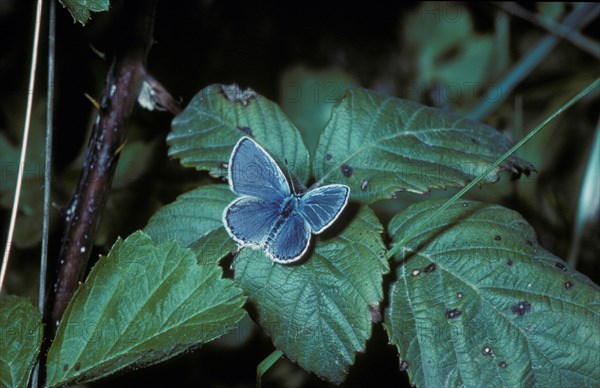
299;184;350;233
224;196;281;246
228;137;290;200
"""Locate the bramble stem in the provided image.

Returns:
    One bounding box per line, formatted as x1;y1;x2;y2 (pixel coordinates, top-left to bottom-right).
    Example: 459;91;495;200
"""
50;0;159;327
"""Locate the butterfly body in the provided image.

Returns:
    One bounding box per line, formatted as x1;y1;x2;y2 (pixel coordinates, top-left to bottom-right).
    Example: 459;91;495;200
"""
264;196;299;243
223;137;350;264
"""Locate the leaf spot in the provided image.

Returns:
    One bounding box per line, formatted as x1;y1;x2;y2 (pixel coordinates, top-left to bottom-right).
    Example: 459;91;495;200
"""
511;300;532;316
564;281;573;290
63;364;68;372
411;269;421;276
341;164;353;178
424;263;436;273
482;346;494;356
498;361;508;368
220;84;257;106
445;308;461;319
456;292;463;299
494;235;502;241
326;153;333;161
555;262;567;271
506;259;513;266
399;360;409;371
391;189;404;199
219;162;228;170
74;362;81;371
360;179;369;191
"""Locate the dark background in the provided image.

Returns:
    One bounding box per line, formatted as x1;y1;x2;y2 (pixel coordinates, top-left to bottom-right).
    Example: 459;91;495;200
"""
1;1;598;386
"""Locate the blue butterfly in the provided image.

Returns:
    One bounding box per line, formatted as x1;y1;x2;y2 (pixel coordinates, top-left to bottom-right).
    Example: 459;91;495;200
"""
223;137;350;264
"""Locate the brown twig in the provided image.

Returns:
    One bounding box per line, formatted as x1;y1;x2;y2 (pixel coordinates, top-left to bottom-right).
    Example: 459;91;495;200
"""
138;69;182;115
51;0;159;327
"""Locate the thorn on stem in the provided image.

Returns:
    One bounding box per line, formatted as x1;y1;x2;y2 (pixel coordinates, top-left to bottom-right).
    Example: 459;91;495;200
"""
84;93;101;110
115;140;128;156
89;44;106;60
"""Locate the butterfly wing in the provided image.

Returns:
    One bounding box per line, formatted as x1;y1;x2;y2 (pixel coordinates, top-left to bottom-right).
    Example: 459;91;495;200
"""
265;212;311;263
223;196;281;247
228;137;290;200
299;184;350;234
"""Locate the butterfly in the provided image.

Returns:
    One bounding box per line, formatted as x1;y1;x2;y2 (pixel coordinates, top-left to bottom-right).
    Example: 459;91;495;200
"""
223;136;350;264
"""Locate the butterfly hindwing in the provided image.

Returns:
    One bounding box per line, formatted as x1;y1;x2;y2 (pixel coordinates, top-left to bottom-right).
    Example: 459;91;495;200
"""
228;137;290;200
265;212;311;263
299;184;350;233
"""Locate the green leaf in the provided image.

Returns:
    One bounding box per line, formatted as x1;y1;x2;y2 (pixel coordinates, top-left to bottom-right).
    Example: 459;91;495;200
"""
537;2;564;20
0;295;43;388
112;140;157;190
403;2;499;94
46;231;246;386
144;185;237;262
384;200;600;387
234;206;389;384
0;179;47;248
0;103;63;248
0;133;20;194
145;185;232;245
59;0;110;25
187;228;236;265
280;65;356;155
168;84;310;184
314;88;535;203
